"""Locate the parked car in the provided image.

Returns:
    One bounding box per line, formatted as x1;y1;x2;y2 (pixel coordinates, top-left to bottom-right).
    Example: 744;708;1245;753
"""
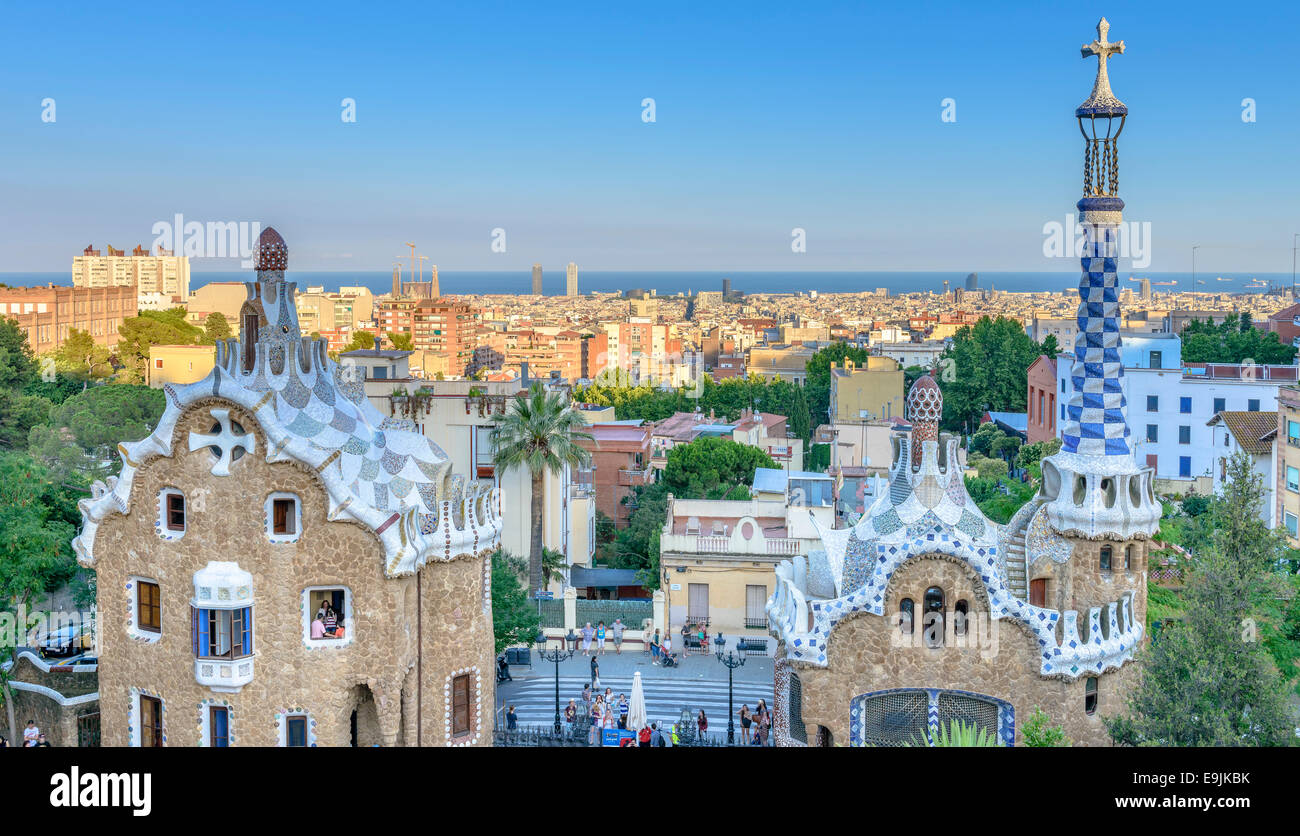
36;623;94;658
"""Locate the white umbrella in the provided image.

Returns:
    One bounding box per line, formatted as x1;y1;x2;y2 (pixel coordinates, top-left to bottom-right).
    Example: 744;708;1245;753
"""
628;670;648;731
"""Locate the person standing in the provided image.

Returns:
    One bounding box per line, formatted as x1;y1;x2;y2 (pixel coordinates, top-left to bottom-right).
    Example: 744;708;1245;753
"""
638;724;652;747
617;694;629;729
612;618;625;654
580;622;594;656
506;705;518;731
696;710;708;739
581;683;592;723
661;632;672;664
564;699;577;728
23;720;40;748
739;704;752;742
755;699;770;746
596;621;607;656
650;629;661;664
590;655;600;689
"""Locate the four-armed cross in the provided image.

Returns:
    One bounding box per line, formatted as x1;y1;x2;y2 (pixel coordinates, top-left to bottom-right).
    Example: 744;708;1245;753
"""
1081;17;1125;95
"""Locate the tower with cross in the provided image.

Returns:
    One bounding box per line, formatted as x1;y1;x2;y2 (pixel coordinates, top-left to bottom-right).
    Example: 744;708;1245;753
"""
1042;17;1160;542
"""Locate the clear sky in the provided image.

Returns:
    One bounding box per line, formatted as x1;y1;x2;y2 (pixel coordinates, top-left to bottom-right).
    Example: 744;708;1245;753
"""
0;1;1296;274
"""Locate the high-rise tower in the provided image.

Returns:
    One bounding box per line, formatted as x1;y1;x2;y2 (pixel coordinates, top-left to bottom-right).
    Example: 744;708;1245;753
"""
532;263;543;295
566;261;578;296
1041;18;1160;540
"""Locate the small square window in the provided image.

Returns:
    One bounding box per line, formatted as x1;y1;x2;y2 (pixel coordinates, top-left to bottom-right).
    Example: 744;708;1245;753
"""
1179;397;1191;414
1248;399;1260;412
273;498;296;535
164;491;185;531
1146;395;1158;412
1146;424;1158;443
1286;513;1298;538
1178;426;1190;445
154;358;164;369
1213;397;1226;414
1179;456;1192;478
286;714;308;747
137;581;161;634
1099;546;1112;572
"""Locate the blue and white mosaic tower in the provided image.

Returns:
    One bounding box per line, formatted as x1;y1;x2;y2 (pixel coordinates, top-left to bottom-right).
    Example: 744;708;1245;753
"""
1041;19;1161;540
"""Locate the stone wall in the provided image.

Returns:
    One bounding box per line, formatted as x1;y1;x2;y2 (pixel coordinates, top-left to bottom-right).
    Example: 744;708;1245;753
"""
93;400;489;746
1029;537;1147;632
791;554;1139;746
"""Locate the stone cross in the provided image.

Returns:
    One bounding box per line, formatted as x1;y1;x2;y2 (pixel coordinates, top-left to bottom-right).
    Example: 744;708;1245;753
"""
1081;18;1124;100
189;408;256;476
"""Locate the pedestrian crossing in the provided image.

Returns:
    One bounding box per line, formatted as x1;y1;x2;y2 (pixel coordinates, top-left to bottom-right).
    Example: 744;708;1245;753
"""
500;675;774;729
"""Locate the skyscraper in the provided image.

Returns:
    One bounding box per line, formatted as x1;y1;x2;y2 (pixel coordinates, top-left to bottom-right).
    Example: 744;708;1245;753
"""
722;277;731;299
566;262;578;296
965;272;979;291
532;263;543;295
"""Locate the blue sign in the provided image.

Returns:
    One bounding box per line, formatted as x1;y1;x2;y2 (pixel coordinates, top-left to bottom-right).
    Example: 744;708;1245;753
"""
533;591;554;600
602;729;635;747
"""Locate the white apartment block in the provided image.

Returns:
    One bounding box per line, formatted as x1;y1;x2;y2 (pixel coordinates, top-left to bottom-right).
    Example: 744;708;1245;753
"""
72;246;190;303
1053;335;1298;493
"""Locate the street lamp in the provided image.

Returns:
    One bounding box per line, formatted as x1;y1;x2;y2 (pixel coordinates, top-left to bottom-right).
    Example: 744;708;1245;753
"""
536;630;574;735
714;634;745;745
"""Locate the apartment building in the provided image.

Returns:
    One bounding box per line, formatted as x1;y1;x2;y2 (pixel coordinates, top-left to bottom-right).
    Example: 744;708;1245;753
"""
1275;386;1300;545
829;356;905;422
1207;411;1277;527
147;344;215;388
1026;355;1058;444
577;423;653;527
72;244;190;304
0;283;136;353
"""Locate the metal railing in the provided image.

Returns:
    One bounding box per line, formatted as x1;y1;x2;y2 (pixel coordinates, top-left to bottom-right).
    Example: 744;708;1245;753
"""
744;617;769;630
574;599;653;629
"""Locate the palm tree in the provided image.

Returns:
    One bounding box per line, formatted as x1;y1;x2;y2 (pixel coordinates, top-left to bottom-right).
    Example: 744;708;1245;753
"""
490;384;593;594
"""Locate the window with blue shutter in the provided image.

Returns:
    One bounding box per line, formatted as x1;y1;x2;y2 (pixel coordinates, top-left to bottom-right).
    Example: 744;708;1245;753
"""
192;607;252;660
241;607;252;655
210;706;229;747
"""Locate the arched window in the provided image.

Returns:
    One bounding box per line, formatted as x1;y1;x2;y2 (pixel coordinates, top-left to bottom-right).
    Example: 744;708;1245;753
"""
1084;677;1098;715
899;598;914;635
1099;546;1112;572
1124;544;1134;570
954;600;969;637
923;587;945;647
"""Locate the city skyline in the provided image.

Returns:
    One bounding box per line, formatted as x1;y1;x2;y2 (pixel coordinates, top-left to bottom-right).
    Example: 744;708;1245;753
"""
0;2;1296;274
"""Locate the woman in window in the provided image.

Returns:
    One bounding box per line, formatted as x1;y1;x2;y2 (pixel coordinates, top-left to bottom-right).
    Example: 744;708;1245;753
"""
323;604;338;637
310;612;326;640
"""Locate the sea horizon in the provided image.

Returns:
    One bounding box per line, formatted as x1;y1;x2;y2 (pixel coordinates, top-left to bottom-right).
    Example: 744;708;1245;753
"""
2;270;1295;299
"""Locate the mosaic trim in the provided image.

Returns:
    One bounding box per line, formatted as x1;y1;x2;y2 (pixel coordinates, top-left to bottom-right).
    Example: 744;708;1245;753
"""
848;688;1014;747
154;487;186;542
263;491;303;544
444;666;483;747
124;576;162;644
197;697;235;747
275;707;318;747
301;586;354;650
772;654;807;748
770;532;1143;678
127;686;166;747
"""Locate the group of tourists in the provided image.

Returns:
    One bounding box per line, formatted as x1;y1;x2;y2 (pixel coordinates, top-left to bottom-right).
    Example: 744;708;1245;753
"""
565;681;635;743
578;618;626;656
0;720;52;747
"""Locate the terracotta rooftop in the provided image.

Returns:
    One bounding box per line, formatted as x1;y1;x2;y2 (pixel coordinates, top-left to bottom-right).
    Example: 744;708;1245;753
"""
1206;411;1278;456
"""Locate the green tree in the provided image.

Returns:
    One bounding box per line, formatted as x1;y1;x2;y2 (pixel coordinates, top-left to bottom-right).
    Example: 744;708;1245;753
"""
662;436;776;499
1021;707;1071;746
1181;315;1296;365
116;309;206;383
611;482;670;588
0;392;52;449
490;552;541;654
204;312;232;342
938;317;1047;432
491;384;593;593
52;328;113;380
0;317;38;391
1110;450;1293;746
1015;438;1062;471
339;330;377;354
386;331;414;351
0;451;80;742
30;384;165;480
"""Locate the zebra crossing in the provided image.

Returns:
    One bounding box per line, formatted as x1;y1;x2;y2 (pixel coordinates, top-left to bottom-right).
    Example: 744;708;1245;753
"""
499;675;774;729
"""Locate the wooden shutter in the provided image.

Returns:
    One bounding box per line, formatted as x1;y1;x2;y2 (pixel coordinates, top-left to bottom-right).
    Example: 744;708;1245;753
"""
138;582;160;632
745;585;766;620
688;583;709;621
210;707;229;747
166;493;185;530
1029;579;1046;608
452;674;471;736
141;696;162;748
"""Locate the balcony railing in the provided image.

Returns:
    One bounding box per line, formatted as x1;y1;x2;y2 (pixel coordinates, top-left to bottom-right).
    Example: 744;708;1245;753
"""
744;616;769;630
617;468;654;487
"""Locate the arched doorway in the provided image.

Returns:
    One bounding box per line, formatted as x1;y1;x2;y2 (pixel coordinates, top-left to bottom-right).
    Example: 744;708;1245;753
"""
348;684;382;747
850;688;1012;746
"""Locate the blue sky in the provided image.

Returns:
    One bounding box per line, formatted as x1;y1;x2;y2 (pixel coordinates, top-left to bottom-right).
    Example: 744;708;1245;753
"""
0;1;1296;273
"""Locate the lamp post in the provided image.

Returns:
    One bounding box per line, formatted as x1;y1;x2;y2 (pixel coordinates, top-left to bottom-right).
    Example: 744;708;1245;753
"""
714;634;745;745
536;630;573;735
